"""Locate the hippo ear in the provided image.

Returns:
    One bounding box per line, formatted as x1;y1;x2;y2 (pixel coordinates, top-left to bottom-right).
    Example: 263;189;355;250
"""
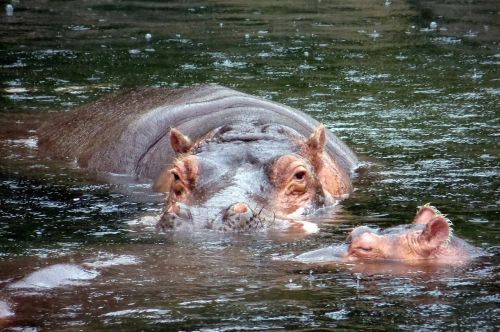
305;124;326;168
306;124;326;155
418;216;451;250
170;128;193;154
413;204;440;225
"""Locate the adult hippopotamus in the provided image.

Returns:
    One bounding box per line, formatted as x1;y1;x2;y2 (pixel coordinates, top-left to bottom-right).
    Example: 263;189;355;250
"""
38;85;358;231
294;205;484;263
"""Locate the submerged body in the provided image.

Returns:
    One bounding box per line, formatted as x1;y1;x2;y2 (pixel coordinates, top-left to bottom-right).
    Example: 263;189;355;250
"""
38;85;358;230
295;205;484;264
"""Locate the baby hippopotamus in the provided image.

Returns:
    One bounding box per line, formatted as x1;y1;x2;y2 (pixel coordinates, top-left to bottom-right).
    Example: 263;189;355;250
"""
295;205;483;264
345;204;483;262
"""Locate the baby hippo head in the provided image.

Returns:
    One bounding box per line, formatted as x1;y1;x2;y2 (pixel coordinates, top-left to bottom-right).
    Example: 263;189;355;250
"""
345;205;453;261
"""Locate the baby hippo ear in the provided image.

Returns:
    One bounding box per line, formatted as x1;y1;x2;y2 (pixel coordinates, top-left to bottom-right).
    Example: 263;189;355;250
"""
170;128;193;154
413;204;440;225
418;216;451;250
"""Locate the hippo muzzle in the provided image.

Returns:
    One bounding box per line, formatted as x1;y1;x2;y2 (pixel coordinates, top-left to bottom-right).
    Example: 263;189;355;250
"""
156;201;267;232
222;202;260;229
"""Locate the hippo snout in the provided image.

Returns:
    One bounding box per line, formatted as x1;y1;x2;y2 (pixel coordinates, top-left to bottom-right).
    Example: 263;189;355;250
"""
347;226;377;243
221;202;262;231
158;201;266;232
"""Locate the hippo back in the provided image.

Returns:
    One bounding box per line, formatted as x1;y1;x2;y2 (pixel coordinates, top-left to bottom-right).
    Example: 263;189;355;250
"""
38;85;358;180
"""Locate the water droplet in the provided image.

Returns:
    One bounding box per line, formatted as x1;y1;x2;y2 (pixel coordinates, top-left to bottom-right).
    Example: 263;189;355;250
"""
5;4;13;16
369;30;381;39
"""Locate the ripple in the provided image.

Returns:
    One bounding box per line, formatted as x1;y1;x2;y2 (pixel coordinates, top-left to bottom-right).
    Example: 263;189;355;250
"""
67;25;92;31
2;59;26;68
345;70;390;83
414;88;444;94
214;59;247;69
83;254;141;269
5;137;38;148
180;63;199;70
32;49;76;60
432;36;462;44
325;308;349;320
102;308;170;318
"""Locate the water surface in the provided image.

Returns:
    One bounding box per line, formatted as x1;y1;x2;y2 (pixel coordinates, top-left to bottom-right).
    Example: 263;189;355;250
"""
0;0;498;330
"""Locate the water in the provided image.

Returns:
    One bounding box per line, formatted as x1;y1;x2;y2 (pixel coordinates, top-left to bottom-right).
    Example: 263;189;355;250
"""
0;0;498;330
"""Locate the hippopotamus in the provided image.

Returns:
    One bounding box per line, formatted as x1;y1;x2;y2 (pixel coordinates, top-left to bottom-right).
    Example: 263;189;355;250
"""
294;205;484;264
38;85;358;231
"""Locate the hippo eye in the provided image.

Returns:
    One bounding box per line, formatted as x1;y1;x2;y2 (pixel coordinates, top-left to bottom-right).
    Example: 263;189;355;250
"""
172;172;181;182
294;170;306;181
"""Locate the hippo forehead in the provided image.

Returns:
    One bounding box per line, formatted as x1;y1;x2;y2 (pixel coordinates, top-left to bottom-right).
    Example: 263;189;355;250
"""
193;123;304;181
380;224;424;235
181;123;306;206
351;224;425;240
195;122;302;154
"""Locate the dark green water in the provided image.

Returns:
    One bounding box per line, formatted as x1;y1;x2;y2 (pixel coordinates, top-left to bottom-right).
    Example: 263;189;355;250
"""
0;0;498;330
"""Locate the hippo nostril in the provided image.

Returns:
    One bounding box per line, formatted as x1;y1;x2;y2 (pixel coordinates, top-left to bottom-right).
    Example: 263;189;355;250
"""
171;203;193;220
157;202;193;232
167;202;192;217
222;203;261;231
231;202;249;214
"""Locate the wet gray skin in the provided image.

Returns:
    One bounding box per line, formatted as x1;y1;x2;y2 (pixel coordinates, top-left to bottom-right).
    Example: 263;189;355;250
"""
38;85;357;179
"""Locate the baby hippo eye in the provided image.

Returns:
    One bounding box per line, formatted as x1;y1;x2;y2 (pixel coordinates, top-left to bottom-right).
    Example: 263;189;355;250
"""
358;245;372;252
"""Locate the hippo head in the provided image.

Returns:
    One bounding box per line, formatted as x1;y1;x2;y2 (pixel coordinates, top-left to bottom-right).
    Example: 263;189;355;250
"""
345;205;454;261
153;122;351;231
